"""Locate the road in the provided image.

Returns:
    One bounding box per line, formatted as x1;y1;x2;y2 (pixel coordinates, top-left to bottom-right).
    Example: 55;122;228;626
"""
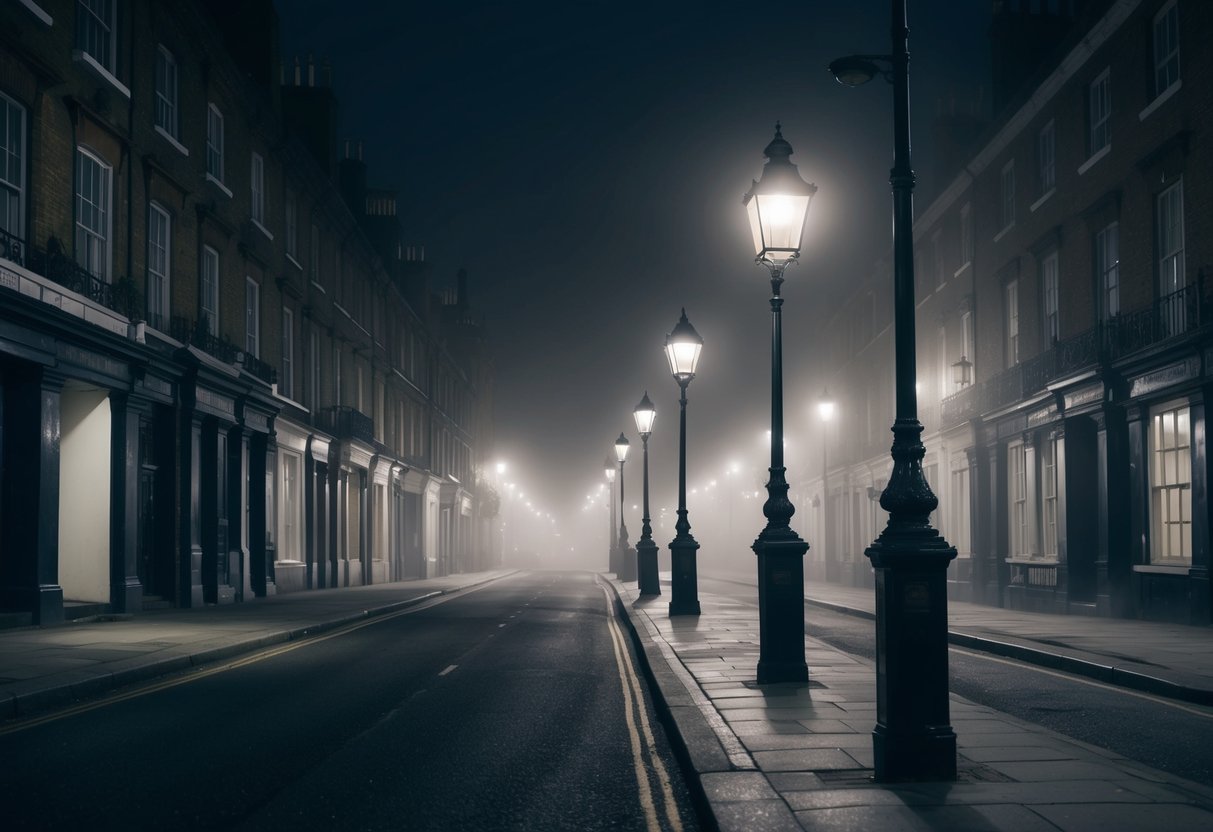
0;572;699;832
700;575;1213;788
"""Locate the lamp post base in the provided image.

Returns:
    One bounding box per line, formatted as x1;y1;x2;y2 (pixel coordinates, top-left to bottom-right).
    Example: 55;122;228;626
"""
668;536;700;616
637;538;660;595
753;533;809;684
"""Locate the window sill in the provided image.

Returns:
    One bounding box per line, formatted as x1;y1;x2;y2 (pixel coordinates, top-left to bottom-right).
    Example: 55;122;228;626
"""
73;50;130;99
17;0;53;26
1029;188;1055;214
154;124;190;158
285;253;303;271
1139;79;1181;122
1132;563;1191;575
993;223;1014;244
1077;144;1110;176
206;173;233;198
251;218;274;241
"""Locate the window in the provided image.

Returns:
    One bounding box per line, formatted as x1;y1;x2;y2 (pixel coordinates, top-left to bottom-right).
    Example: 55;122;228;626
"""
1000;161;1015;231
959;203;972;266
1150;402;1191;565
250;153;265;225
75;147;111;280
154;46;178;139
0;93;26;253
333;343;342;405
279;451;302;561
1153;1;1180;97
1157;179;1186;336
1088;69;1110;155
207;104;224;183
245;277;259;357
961;310;974;384
200;245;219;335
76;0;115;72
147;203;170;329
1040;434;1059;561
309;223;320;285
1005;280;1019;367
1096;222;1119;320
1037;120;1055;195
285;189;297;259
1042;251;1059;343
1008;441;1028;557
308;328;321;409
950;457;970;556
281;307;294;399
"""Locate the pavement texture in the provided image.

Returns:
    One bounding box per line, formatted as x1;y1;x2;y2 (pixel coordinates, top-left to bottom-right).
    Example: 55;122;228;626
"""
610;575;1213;832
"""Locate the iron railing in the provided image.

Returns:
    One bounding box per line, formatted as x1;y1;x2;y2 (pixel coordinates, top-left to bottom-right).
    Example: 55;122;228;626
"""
0;226;27;267
239;351;278;386
317;406;375;444
24;240;143;320
170;315;241;365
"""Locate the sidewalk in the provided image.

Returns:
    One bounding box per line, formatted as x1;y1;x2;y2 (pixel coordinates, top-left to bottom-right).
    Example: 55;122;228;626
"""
707;571;1213;706
0;569;515;719
611;577;1213;832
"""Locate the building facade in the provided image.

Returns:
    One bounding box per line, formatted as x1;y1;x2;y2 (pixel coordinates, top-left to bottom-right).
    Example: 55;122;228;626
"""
0;0;495;625
810;0;1211;624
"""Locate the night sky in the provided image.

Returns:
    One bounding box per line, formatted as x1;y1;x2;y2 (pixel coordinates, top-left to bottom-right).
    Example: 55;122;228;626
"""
279;1;991;552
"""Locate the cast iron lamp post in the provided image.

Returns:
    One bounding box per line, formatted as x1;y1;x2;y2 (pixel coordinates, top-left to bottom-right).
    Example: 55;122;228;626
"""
817;389;837;582
830;0;958;782
605;454;618;574
665;309;703;616
614;433;634;581
743;124;817;684
633;393;660;595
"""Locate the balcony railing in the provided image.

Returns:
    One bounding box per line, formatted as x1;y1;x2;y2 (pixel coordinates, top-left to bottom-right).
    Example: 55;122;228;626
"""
239;351;277;386
0;226;27;267
8;236;144;321
317;406;375;444
940;383;978;427
170;315;241;365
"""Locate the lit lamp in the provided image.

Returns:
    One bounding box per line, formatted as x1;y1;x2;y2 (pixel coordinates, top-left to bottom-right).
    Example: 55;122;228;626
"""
614;432;634;581
633;392;660;595
951;355;973;390
818;388;837;582
665;309;703;616
830;0;958;782
605;453;617;574
743;124;816;684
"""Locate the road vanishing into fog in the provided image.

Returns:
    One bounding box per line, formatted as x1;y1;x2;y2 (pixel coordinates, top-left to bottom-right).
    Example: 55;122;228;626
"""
0;572;698;832
700;575;1213;788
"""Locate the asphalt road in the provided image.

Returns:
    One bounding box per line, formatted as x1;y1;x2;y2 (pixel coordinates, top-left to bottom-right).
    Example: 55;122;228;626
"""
700;575;1213;788
0;572;699;832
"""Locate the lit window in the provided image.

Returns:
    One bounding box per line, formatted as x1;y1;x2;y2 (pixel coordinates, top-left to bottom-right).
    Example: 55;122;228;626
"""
1037;119;1055;194
279;451;302;561
251;153;264;225
1088;69;1110;155
1150;402;1191;565
1000;161;1015;231
1040;434;1059;561
207;104;224;182
1095;222;1119;320
76;0;115;72
1153;1;1180;97
154;46;178;139
1042;251;1059;343
0;93;26;257
245;276;259;357
950;456;970;556
200;245;219;335
1004;280;1019;367
147;202;170;330
1008;441;1028;557
75;147;111;281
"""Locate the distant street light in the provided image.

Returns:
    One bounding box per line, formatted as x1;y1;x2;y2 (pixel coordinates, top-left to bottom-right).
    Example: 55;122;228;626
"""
743;123;816;684
633;392;661;595
605;454;618;574
830;0;958;782
615;433;635;582
951;354;973;390
665;309;703;616
818;388;837;582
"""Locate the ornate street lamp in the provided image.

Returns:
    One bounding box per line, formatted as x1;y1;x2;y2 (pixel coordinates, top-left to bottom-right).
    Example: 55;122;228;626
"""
830;0;958;782
817;388;837;582
614;432;634;582
743;124;816;684
633;392;660;595
605;454;618;574
951;355;973;390
665;309;703;616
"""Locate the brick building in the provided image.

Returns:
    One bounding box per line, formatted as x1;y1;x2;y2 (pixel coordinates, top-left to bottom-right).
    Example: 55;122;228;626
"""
808;0;1212;623
0;0;495;624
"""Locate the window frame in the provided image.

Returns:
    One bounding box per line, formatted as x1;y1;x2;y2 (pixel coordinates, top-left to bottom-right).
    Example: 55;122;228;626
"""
281;306;294;400
1088;68;1111;156
74;146;112;281
1095;221;1120;321
250;152;265;225
1004;279;1019;367
200;244;219;336
1041;250;1059;344
154;44;178;140
245;276;260;358
1152;0;1180;98
0;92;27;250
76;0;116;72
1008;440;1028;558
1149;400;1192;566
1040;433;1059;561
147;201;171;330
206;103;225;185
1037;119;1055;196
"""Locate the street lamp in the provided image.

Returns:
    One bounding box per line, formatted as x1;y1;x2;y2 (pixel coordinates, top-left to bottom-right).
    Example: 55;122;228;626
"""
951;355;973;390
633;392;660;595
614;432;635;582
605;454;617;574
830;0;958;782
665;309;703;616
817;388;837;582
743;124;816;684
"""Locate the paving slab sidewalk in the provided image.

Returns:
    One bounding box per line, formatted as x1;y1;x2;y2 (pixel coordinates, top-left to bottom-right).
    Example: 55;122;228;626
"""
611;577;1213;832
0;569;516;719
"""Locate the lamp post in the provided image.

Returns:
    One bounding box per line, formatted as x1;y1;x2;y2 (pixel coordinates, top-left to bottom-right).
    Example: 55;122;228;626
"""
665;309;703;616
633;393;660;595
605;454;618;574
743;127;815;683
614;433;634;582
817;389;836;582
830;0;958;782
951;355;973;391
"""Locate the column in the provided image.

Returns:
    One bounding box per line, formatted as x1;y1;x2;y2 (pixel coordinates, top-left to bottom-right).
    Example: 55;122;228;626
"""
228;424;251;602
180;411;205;607
109;393;143;613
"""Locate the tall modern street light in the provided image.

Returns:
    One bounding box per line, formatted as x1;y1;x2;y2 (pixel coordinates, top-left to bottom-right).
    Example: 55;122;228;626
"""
665;309;703;616
817;389;837;582
830;0;958;782
614;433;634;582
605;454;618;574
633;393;660;595
743;124;817;684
